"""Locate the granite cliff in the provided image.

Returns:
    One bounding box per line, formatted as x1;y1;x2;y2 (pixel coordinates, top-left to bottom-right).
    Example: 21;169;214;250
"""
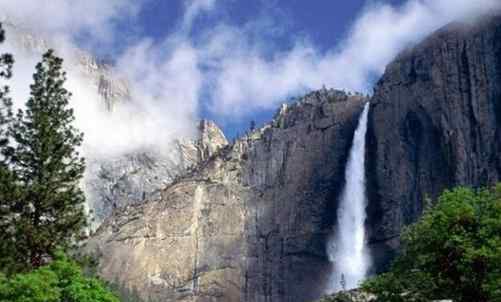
85;89;367;302
366;14;501;270
85;120;228;225
85;13;501;301
8;12;501;302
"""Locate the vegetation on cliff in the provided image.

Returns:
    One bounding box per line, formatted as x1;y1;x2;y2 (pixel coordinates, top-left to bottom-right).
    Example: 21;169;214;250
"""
362;185;501;302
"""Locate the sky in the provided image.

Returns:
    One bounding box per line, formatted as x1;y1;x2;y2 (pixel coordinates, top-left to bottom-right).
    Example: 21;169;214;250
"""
136;1;381;53
131;0;404;137
76;0;379;137
1;0;500;153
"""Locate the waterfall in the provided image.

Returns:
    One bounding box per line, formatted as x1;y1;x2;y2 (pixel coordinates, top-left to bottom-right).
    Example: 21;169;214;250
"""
327;102;371;292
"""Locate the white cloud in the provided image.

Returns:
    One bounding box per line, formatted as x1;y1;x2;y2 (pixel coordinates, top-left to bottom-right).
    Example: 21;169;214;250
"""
0;0;200;159
0;0;140;49
1;0;500;141
202;0;501;117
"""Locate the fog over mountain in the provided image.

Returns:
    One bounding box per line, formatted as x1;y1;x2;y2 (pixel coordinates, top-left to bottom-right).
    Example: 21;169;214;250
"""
2;0;500;125
2;0;499;228
1;1;501;302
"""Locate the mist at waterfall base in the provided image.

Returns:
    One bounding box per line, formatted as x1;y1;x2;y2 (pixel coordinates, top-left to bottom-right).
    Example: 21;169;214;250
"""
327;103;371;293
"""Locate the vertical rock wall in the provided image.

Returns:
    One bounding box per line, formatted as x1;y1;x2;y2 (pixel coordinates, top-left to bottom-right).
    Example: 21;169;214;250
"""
366;14;501;271
85;90;367;302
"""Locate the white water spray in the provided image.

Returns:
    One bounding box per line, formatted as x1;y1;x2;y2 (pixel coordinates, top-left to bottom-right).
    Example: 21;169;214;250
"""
327;102;371;292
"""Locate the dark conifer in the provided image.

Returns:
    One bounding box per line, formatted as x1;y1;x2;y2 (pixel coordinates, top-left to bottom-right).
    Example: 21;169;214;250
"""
0;23;20;273
0;23;14;149
2;49;86;271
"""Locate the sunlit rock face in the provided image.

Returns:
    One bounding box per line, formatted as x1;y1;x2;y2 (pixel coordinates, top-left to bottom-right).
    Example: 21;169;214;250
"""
84;89;367;302
85;121;228;226
366;14;501;272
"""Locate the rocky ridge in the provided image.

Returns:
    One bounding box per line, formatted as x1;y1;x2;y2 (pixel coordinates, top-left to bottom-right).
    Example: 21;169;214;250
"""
86;14;501;301
8;12;501;302
85;89;367;302
85;120;228;225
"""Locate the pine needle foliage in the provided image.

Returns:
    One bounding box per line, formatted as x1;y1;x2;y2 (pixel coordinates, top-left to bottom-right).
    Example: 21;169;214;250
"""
0;49;86;272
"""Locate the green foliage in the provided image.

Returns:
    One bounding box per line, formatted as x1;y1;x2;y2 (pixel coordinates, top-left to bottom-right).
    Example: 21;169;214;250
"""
0;22;23;275
0;253;119;302
0;26;119;302
317;292;354;302
0;49;87;272
0;22;15;197
362;185;501;302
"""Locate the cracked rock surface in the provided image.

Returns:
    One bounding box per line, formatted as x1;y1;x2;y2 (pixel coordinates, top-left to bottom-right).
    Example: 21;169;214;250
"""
85;89;367;302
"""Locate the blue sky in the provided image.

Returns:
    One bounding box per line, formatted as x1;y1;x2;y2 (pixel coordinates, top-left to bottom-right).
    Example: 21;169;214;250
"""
125;0;407;138
135;1;402;52
137;1;366;51
4;0;497;149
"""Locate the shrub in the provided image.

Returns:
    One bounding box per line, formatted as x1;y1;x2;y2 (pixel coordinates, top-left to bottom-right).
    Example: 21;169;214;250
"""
0;253;119;302
362;185;501;302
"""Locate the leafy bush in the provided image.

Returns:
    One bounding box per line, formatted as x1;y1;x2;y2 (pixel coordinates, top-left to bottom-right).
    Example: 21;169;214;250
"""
362;185;501;302
0;253;119;302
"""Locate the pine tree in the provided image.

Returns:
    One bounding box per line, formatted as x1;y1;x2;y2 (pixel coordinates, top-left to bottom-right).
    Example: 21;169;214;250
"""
0;23;20;273
3;49;86;271
0;23;14;148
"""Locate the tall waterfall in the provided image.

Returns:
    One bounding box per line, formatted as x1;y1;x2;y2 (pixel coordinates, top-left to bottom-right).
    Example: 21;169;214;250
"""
327;102;371;292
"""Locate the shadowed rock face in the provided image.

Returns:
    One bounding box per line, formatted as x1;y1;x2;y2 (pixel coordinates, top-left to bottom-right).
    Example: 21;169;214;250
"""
85;89;367;302
366;14;501;271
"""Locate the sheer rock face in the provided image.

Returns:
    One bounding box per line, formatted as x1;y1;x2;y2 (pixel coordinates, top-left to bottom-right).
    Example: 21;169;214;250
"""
366;14;501;271
85;89;367;302
85;121;228;226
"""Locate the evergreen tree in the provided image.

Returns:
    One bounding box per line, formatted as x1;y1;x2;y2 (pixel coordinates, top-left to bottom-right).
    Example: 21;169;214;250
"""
0;23;20;274
2;49;86;271
0;23;14;144
0;23;14;154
